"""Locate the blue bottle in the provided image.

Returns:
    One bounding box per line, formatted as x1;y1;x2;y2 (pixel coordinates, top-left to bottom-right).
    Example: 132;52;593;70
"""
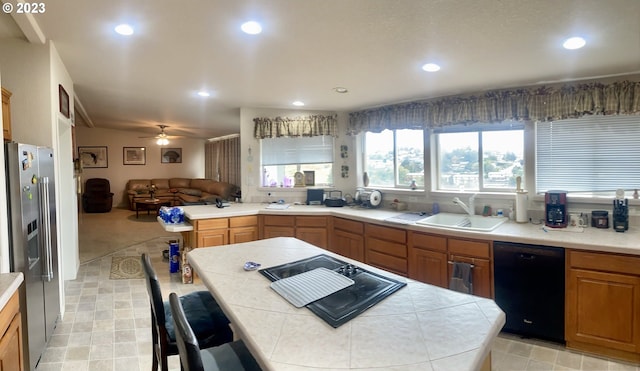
169;240;180;273
432;202;440;215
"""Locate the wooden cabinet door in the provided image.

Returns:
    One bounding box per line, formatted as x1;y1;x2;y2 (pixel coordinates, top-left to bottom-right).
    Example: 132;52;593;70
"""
448;255;492;298
229;226;258;244
409;248;448;288
296;227;327;248
0;313;22;371
330;229;364;262
196;229;228;247
262;226;295;239
566;268;640;354
408;232;448;287
2;88;11;142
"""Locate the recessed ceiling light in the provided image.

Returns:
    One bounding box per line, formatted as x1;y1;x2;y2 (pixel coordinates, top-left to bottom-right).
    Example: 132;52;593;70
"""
563;37;586;50
114;24;134;36
421;63;441;72
197;91;211;97
241;21;262;35
292;101;305;107
333;87;348;94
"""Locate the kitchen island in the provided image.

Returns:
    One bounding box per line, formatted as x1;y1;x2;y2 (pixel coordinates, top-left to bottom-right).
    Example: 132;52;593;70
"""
188;237;505;371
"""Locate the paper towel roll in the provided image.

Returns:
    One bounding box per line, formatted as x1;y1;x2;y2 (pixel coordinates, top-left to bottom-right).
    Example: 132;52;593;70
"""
515;191;528;223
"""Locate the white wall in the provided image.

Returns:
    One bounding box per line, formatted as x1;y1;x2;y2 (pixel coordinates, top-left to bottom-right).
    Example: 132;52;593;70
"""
0;38;51;146
75;126;206;208
239;108;356;204
0;72;8;273
50;42;79;286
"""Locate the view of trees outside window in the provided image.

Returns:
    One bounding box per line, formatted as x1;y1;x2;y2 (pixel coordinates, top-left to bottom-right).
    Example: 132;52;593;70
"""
437;130;524;191
364;129;424;188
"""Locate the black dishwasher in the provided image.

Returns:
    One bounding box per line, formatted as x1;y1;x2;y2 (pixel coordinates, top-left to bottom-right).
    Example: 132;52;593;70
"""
494;241;565;343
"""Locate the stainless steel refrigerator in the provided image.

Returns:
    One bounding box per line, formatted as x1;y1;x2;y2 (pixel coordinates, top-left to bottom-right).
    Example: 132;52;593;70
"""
5;142;60;371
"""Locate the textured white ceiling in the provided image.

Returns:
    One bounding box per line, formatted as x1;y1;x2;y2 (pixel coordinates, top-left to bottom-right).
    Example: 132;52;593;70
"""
2;0;640;139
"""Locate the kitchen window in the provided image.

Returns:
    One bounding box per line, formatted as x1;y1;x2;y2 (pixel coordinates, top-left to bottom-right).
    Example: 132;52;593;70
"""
261;136;334;187
363;129;424;188
536;115;640;195
434;125;524;192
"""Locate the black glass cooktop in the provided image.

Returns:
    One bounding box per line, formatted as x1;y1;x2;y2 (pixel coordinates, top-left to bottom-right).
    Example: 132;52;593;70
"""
260;254;406;328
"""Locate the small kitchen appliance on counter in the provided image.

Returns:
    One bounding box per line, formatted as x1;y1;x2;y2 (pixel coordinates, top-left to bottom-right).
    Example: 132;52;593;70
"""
591;210;609;228
545;191;567;228
359;189;383;208
324;190;346;207
613;198;629;232
306;189;324;205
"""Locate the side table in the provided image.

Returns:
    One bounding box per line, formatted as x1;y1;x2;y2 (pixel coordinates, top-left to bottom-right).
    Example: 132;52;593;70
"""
135;199;171;219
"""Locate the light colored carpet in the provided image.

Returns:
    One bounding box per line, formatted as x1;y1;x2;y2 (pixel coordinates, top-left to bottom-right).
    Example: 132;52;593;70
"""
78;207;176;263
109;255;145;279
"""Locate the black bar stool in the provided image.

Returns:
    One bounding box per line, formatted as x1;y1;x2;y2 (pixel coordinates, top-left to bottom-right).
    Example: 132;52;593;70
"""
142;253;233;371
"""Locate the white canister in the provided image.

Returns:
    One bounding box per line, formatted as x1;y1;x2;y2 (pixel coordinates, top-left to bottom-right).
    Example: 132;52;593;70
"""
515;191;529;223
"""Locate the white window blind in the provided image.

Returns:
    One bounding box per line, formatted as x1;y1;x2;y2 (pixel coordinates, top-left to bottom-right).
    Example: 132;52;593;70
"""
261;136;334;165
536;115;640;193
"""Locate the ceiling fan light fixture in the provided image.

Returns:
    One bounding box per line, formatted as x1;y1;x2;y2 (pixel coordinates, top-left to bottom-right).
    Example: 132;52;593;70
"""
421;63;441;72
157;137;169;145
114;24;134;36
241;21;262;35
563;36;586;50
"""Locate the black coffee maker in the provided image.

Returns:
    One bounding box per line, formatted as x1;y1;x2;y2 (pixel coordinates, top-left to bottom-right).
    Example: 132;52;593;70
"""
613;198;629;232
545;191;567;228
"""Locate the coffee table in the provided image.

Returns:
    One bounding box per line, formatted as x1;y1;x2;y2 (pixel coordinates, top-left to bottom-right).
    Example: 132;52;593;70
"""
135;199;171;219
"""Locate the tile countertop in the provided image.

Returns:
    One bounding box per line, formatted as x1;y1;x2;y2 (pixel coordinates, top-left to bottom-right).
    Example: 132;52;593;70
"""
170;203;640;256
0;272;23;310
188;237;506;371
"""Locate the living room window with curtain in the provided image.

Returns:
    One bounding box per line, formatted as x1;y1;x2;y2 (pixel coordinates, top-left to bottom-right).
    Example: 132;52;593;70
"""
205;135;240;187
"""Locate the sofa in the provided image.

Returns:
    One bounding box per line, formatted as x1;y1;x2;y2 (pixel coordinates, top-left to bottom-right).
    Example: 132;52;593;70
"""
126;178;239;210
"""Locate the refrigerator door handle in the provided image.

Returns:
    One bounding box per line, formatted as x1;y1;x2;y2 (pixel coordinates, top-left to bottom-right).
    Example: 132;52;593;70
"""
39;176;54;282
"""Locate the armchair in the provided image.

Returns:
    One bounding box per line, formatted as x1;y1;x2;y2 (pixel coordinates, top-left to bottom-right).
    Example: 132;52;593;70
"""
82;178;114;213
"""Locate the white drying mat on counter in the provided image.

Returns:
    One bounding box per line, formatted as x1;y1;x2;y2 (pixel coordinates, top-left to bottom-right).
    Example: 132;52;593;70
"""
271;267;354;308
385;212;429;224
544;226;584;233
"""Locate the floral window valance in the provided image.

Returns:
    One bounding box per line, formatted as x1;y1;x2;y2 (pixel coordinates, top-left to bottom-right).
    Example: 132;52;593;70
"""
254;114;338;138
348;80;640;134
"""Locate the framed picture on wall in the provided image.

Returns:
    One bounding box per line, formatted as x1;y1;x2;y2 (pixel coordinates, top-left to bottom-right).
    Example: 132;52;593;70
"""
59;84;70;118
78;146;108;168
161;148;182;163
123;147;146;165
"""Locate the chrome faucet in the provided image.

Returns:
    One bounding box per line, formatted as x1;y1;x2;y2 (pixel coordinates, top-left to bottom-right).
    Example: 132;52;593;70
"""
453;194;476;216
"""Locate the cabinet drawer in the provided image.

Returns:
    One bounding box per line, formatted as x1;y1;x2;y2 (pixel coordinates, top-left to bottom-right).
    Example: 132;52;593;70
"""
296;216;327;227
263;215;295;226
195;218;228;230
366;250;407;276
366;237;407;258
409;232;446;253
448;238;490;258
568;250;640;276
333;218;363;234
229;215;258;228
365;224;406;244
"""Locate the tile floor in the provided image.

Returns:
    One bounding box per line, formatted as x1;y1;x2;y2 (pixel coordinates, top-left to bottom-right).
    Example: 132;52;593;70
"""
33;208;640;371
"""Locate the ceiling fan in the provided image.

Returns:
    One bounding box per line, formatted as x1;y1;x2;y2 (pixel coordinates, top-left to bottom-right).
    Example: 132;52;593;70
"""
139;125;181;145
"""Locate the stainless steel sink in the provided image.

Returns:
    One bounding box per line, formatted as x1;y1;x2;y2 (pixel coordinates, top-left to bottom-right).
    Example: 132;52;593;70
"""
416;213;508;232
